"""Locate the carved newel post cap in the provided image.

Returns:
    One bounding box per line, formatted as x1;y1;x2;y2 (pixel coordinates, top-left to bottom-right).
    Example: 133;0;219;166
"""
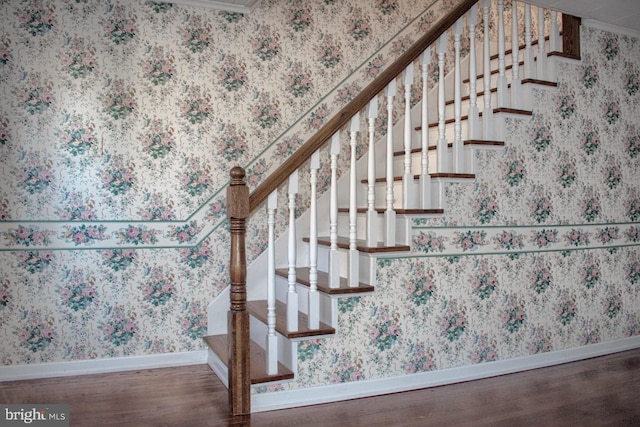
230;166;246;184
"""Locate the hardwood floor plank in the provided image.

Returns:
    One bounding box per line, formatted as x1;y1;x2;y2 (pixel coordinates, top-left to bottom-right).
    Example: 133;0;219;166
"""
1;349;639;426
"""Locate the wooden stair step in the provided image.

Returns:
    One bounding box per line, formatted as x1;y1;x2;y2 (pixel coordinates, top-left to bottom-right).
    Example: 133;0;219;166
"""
393;139;504;157
203;334;295;385
463;61;524;84
362;172;475;184
247;300;335;339
521;78;558;87
337;207;444;215
305;235;410;253
445;87;497;106
489;35;550;61
276;267;374;295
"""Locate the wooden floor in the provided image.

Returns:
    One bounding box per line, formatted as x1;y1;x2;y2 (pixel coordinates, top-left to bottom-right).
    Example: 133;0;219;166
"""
1;349;639;426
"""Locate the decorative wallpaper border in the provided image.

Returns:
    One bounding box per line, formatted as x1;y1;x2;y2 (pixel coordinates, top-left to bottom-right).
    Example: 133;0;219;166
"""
406;222;640;258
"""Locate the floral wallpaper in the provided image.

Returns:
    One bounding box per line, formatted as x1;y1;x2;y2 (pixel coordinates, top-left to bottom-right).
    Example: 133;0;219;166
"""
0;0;457;366
255;24;640;394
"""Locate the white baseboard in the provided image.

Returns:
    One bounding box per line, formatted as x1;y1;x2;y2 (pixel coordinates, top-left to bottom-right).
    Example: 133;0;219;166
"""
0;350;208;382
252;336;640;413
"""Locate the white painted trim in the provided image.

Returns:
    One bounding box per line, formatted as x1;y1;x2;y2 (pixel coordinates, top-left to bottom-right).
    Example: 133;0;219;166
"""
251;336;640;412
0;351;207;382
582;19;640;39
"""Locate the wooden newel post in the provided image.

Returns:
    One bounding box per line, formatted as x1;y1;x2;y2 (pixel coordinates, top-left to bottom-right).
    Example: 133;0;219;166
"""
562;15;581;59
227;166;250;416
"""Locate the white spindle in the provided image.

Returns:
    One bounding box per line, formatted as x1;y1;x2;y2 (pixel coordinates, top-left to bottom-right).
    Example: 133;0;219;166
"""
384;80;396;246
420;48;432;209
524;4;535;79
328;134;340;289
403;63;415;208
510;1;522;109
308;151;320;329
467;5;480;140
266;190;278;375
482;0;494;140
436;34;448;172
550;10;560;52
497;0;509;108
286;170;299;332
366;97;378;247
537;6;547;80
453;19;464;173
348;114;360;287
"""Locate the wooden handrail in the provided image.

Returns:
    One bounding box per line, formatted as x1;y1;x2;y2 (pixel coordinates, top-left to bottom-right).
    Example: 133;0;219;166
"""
248;0;479;213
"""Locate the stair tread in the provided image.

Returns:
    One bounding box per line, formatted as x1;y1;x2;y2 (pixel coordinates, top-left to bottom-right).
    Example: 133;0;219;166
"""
247;300;335;339
203;334;295;384
337;207;444;215
462;61;525;84
521;78;558;87
392;139;504;157
306;235;410;253
275;267;374;294
363;172;474;184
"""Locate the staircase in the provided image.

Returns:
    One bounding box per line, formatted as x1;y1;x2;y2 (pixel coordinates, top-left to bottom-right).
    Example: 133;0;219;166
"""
204;0;581;414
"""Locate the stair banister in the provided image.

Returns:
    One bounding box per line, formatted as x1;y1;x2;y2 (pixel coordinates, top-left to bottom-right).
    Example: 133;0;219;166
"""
247;0;480;214
524;4;535;79
308;152;320;329
436;34;448;174
366;98;379;247
453;18;464;172
419;47;432;209
497;0;509;108
328;134;341;289
481;0;494;139
348;114;360;287
286;171;299;332
226;167;250;416
403;63;415;208
511;1;523;109
266;190;278;375
537;6;547;79
384;80;397;246
466;5;480;140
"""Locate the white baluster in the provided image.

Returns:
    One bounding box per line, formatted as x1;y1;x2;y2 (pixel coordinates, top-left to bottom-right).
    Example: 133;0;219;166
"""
402;63;415;208
453;18;464;173
328;134;340;289
497;0;509;108
420;47;432;209
550;10;560;52
524;4;535;79
436;34;448;172
308;151;320;330
366;97;378;247
286;171;299;332
467;5;480;140
547;10;560;81
510;1;522;109
266;190;278;375
482;0;494;140
349;114;360;287
537;6;547;80
384;80;396;247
